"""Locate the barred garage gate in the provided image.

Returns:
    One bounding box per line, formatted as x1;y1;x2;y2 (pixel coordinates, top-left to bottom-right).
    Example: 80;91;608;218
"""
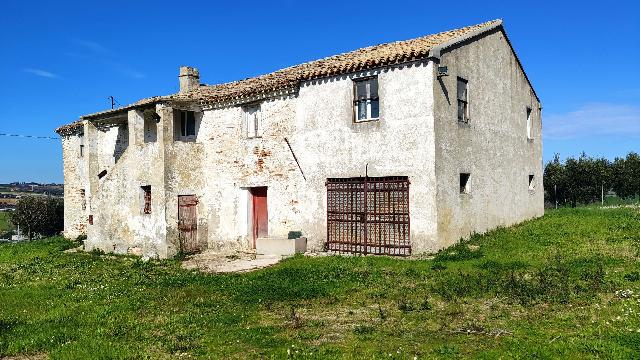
326;176;410;256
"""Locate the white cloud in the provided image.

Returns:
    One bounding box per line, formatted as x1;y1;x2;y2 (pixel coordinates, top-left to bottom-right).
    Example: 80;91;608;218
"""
68;39;144;79
23;68;59;78
118;68;146;79
73;39;110;55
544;103;640;140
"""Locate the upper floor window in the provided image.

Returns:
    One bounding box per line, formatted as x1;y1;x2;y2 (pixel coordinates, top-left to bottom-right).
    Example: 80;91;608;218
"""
457;77;469;123
245;104;262;138
175;110;198;141
353;77;379;122
79;135;84;158
526;107;532;139
180;111;196;137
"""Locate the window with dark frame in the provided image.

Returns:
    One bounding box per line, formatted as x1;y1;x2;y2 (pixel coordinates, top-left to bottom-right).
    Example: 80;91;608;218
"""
245;104;262;138
353;77;379;122
180;111;196;137
528;174;535;190
141;186;151;214
460;173;470;194
457;77;469;123
526;107;532;139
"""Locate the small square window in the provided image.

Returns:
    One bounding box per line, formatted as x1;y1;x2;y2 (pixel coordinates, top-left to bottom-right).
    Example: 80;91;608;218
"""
460;173;470;194
353;77;379;122
457;77;469;123
141;185;151;214
528;174;535;191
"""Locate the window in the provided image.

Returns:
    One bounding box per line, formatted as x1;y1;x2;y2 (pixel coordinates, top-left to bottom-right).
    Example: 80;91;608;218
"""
98;170;107;179
144;111;158;143
180;111;196;137
528;174;535;191
526;107;532;139
457;77;469;123
353;77;379;122
79;144;84;157
141;186;151;214
245;104;262;138
459;173;470;194
78;189;86;211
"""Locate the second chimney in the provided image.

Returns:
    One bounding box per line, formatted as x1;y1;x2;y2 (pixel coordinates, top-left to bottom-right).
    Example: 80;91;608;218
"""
179;66;200;93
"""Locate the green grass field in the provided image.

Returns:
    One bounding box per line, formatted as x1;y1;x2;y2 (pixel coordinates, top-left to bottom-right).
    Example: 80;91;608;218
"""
0;212;12;236
1;207;640;359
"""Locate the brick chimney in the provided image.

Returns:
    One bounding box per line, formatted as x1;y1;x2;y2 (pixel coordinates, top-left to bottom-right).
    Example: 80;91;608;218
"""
179;66;200;93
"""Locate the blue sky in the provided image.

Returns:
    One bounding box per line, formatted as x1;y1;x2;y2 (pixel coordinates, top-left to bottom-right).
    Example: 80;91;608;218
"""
0;0;638;183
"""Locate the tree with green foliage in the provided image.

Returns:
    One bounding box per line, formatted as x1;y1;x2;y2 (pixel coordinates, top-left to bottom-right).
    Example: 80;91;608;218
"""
611;152;640;200
543;152;630;207
10;196;64;240
543;153;567;206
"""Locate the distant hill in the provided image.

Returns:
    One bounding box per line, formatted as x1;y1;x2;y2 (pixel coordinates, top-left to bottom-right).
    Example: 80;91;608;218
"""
0;183;63;210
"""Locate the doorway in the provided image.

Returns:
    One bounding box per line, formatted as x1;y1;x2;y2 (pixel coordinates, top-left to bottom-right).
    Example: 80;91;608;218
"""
249;187;268;248
178;195;200;254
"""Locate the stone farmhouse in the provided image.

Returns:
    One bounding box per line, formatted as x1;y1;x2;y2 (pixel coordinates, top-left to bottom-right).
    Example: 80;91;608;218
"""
56;19;543;259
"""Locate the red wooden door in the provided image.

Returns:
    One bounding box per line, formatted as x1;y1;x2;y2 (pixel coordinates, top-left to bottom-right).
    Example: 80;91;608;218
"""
178;195;200;254
250;187;268;248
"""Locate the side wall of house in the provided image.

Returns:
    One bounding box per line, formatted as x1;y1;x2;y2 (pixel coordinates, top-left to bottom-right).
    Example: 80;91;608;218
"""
61;131;87;238
433;28;544;247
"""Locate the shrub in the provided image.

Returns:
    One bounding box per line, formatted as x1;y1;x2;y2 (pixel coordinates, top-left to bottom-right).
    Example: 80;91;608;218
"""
10;196;63;239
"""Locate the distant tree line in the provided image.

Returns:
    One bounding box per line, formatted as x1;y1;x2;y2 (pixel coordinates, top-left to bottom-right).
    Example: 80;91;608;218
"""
544;152;640;207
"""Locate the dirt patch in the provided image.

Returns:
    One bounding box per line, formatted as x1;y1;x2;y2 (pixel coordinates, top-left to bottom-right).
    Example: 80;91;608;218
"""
1;354;47;360
182;251;282;273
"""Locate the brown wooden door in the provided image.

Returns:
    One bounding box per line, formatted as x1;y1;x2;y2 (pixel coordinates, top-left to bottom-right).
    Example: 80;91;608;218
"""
178;195;200;254
250;187;268;248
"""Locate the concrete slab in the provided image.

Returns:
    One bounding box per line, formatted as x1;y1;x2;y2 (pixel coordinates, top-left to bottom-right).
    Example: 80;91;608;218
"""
181;251;282;273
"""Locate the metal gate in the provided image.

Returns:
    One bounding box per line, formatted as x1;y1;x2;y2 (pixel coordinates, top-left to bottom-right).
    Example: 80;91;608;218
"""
178;195;201;254
326;176;410;256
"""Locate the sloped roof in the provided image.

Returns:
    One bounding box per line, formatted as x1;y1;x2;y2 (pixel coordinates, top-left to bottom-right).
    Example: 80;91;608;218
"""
57;19;505;133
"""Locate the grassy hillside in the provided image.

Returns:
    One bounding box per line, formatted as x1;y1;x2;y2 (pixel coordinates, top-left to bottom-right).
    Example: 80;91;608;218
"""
1;208;640;358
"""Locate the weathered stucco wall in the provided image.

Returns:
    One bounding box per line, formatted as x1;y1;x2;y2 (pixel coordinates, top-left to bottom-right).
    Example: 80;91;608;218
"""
190;61;438;253
432;28;544;248
83;109;169;258
61;131;87;238
294;61;438;252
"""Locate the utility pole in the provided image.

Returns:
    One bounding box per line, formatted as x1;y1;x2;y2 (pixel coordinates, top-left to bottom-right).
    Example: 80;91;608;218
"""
601;182;604;206
554;184;558;209
108;96;115;109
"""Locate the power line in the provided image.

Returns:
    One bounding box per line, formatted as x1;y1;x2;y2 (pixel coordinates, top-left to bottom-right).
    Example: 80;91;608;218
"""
0;133;59;140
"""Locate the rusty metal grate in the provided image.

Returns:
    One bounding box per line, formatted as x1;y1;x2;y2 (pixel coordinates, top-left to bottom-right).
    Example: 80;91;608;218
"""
326;176;410;256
